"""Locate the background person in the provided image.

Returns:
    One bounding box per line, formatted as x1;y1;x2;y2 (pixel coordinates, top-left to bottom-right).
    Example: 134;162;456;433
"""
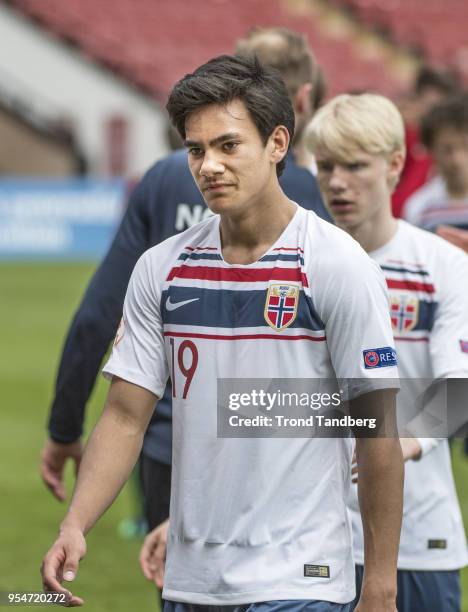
307;92;468;612
392;66;460;217
403;93;468;233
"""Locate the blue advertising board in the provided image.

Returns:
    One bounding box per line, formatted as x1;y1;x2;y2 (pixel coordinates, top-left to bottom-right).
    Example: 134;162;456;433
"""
0;179;126;260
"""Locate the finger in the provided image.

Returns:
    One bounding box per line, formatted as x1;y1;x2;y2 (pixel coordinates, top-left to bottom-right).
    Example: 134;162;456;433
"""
41;558;68;594
154;553;165;590
153;536;167;588
139;536;157;580
62;592;84;607
63;551;81;582
40;464;66;501
154;566;165;590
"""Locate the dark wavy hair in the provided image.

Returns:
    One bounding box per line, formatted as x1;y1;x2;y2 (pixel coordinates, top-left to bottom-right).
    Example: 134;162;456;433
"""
166;54;295;176
421;93;468;149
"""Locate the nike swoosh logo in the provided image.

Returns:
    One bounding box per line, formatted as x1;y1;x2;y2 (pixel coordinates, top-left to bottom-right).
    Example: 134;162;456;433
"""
166;296;199;311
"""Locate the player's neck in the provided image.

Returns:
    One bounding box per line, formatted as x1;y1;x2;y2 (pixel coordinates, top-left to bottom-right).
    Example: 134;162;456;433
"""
347;208;398;254
219;188;297;265
293;140;316;171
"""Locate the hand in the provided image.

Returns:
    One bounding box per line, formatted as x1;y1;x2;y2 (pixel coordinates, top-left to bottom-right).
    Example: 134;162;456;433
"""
352;436;421;482
399;437;422;461
436;225;468;253
139;519;169;589
40;439;83;501
41;525;86;607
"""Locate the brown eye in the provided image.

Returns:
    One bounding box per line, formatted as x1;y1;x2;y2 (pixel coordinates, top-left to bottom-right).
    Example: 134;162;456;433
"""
188;147;203;157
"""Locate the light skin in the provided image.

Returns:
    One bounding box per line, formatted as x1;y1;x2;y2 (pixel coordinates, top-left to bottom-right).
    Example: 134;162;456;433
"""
139;107;405;612
315;143;426;467
314;146;402;252
42;100;403;610
430;126;468;198
315;143;439;611
41;378;157;606
38;61;317;501
40;98;294;604
436;225;468;253
291;82;316;169
141;392;405;612
39;96;297;503
184;99;296;262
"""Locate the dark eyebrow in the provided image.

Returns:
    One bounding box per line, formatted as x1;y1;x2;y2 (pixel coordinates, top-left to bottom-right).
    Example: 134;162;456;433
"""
184;132;241;148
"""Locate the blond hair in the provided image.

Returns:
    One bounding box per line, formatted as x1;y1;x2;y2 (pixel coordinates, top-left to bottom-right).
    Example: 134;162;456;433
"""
306;93;405;161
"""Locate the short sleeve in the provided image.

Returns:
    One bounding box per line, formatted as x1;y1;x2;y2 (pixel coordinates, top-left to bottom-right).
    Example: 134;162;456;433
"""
311;237;399;400
102;251;169;397
430;246;468;378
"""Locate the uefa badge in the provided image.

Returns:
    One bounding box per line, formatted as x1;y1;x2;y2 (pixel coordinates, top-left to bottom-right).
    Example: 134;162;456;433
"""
390;295;419;333
264;284;299;331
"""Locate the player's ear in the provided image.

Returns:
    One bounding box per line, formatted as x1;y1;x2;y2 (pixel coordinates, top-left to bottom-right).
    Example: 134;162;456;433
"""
269;125;290;167
387;149;405;189
294;83;313;116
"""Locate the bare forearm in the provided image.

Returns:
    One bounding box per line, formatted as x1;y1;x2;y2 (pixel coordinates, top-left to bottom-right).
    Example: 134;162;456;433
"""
357;437;403;598
62;379;156;535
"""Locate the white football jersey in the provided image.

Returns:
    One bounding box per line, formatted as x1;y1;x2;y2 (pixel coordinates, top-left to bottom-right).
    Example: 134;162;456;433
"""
348;220;468;570
103;206;398;604
403;175;468;231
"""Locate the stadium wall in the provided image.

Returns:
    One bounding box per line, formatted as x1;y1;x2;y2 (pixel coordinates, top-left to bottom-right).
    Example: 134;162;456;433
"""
0;4;169;178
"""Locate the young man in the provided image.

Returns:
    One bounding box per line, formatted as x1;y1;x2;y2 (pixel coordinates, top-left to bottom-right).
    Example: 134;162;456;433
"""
307;93;468;612
392;65;459;218
39;28;330;540
41;56;403;610
404;93;468;232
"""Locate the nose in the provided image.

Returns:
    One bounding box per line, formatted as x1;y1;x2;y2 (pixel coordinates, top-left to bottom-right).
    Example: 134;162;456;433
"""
199;150;225;178
328;167;348;192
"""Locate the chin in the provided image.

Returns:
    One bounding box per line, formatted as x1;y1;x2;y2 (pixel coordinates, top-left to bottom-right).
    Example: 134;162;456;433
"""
204;195;241;215
333;212;356;228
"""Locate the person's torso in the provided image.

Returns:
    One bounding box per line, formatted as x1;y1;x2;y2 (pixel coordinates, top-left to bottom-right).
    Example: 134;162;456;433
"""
142;151;329;464
151;208;355;604
348;220;468;570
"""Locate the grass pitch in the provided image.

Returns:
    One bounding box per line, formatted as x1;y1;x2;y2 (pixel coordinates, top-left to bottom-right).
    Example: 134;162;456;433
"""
1;262;467;611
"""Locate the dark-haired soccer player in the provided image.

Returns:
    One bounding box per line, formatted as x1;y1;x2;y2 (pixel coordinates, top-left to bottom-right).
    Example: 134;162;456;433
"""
404;93;468;233
403;93;468;256
307;93;468;612
40;26;329;541
41;55;403;611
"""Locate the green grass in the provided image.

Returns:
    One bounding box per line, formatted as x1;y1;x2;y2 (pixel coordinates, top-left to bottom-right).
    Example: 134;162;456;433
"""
1;263;157;612
1;262;467;610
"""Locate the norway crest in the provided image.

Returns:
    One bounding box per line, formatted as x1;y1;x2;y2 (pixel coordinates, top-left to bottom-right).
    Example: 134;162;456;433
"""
264;284;299;331
390;295;419;333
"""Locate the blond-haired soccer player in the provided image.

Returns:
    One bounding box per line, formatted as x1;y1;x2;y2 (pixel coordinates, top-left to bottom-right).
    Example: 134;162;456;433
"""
307;93;468;612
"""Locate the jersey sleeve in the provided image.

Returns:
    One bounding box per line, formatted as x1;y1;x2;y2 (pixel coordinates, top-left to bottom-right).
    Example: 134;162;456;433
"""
430;245;468;378
102;250;169;398
310;234;399;400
